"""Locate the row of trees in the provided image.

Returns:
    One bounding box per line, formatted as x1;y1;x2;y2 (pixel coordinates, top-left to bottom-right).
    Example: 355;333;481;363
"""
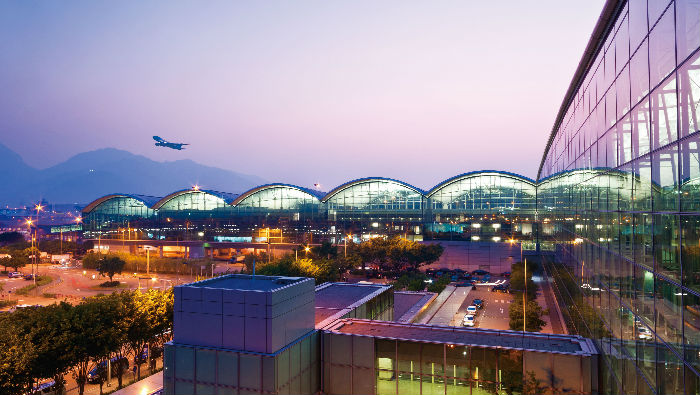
243;238;444;284
82;251;216;275
508;261;548;332
0;289;173;395
351;237;443;273
0;246;39;271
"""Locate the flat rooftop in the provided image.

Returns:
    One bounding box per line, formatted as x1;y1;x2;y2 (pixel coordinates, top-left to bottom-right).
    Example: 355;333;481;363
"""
189;274;305;291
326;319;596;356
315;282;392;327
394;291;435;323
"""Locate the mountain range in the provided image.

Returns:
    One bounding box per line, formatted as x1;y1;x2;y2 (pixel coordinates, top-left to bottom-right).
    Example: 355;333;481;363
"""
0;144;267;206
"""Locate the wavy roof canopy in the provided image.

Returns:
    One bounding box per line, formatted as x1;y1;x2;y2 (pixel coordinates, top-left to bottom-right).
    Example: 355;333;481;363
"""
426;170;536;197
232;183;324;206
82;194;161;214
321;177;426;202
152;189;239;210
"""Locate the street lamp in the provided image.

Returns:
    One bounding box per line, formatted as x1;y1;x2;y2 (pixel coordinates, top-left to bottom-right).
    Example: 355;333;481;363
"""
345;234;351;257
33;204;44;285
304;246;310;258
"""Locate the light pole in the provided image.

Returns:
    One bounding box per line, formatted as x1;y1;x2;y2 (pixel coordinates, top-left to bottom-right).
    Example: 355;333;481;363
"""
34;204;43;284
74;216;82;250
523;258;527;332
25;219;33;282
304;246;310;258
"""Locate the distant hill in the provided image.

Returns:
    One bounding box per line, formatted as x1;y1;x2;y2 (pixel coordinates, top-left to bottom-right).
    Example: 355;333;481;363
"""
0;144;267;206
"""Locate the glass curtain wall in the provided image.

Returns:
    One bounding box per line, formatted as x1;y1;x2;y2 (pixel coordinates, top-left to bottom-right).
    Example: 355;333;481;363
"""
154;190;235;240
323;179;424;237
82;195;156;236
233;185;324;243
538;0;700;393
426;172;537;241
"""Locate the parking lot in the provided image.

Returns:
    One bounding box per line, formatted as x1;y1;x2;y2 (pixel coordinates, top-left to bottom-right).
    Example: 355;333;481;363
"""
453;285;513;330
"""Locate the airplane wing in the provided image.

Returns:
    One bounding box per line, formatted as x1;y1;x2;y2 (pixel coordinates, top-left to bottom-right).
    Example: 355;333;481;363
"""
153;136;166;142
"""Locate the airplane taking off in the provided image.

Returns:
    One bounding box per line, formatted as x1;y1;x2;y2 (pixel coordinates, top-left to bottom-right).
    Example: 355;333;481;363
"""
153;136;189;150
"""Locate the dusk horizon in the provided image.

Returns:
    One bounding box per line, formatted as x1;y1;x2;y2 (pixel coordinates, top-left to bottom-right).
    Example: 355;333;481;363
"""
1;1;605;188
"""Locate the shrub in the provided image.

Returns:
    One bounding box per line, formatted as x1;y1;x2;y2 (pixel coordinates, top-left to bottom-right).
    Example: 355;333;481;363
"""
15;275;52;295
426;275;451;294
99;281;121;288
82;251;214;275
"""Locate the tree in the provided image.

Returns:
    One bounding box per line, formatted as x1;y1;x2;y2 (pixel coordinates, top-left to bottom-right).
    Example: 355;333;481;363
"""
123;289;173;380
311;241;338;259
9;251;29;272
93;360;109;395
0;314;34;395
508;298;548;332
510;261;538;300
0;248;11;271
20;303;74;395
65;295;123;395
97;256;126;282
351;237;444;273
523;371;549;395
394;272;427;291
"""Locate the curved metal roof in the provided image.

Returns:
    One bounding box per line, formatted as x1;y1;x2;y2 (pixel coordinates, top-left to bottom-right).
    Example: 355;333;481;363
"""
81;194;161;214
321;177;426;202
151;188;239;210
537;0;623;181
426;170;536;197
231;183;324;206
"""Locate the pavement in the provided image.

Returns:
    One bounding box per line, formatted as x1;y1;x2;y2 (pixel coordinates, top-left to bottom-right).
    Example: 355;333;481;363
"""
0;263;221;310
428;286;471;326
111;372;163;395
414;285;456;324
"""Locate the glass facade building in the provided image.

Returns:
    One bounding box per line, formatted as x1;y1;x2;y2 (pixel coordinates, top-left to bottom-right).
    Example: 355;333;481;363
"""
321;321;598;395
81;172;539;244
538;0;700;393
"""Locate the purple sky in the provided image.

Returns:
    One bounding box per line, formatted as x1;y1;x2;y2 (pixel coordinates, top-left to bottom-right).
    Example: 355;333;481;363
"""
0;1;604;190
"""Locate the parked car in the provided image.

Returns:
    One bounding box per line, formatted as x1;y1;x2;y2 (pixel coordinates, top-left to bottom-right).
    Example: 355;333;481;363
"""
472;299;484;309
23;273;34;280
501;271;511;277
637;326;653;341
87;357;129;383
481;275;491;283
466;305;478;315
463;314;475;327
7;272;22;278
472;269;489;276
29;379;56;394
492;284;510;293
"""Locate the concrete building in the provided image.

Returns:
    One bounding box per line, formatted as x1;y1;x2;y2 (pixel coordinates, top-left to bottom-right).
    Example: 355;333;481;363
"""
164;274;599;394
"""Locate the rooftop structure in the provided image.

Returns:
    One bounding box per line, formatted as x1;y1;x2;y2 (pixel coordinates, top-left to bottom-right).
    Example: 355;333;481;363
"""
325;319;596;355
392;291;436;323
314;282;393;328
173;274;315;353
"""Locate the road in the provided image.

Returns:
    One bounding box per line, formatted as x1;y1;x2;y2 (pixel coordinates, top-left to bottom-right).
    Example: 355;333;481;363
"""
453;285;513;330
1;262;243;310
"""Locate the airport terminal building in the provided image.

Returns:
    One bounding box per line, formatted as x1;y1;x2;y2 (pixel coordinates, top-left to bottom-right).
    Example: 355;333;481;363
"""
81;172;538;246
85;0;700;393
